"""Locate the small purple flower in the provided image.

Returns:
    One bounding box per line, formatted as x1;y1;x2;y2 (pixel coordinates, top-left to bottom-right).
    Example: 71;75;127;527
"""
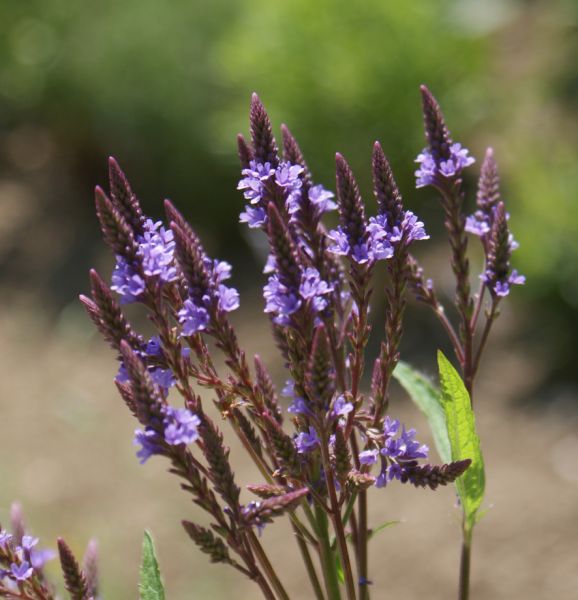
139;219;178;282
163;406;201;446
217;285;240;312
145;336;162;357
237;161;275;204
178;299;210;336
283;380;311;415
133;428;161;464
20;536;38;551
299;268;333;312
111;257;146;304
149;368;176;391
30;548;56;570
10;561;33;581
488;269;526;297
415;144;474;189
359;449;379;465
375;468;388;488
294;427;320;454
327;227;350;257
383;416;400;438
382;426;428;461
0;530;12;548
332;395;354;418
239;205;267;228
308;185;337;214
465;212;491;237
263;275;302;325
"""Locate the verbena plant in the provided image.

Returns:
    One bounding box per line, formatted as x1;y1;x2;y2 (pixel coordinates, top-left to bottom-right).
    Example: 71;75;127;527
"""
0;87;523;600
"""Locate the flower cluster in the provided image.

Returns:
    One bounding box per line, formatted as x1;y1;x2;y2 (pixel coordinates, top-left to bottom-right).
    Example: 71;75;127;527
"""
1;504;99;600
359;416;429;487
415;143;475;188
0;531;54;585
238;159;335;229
464;149;525;297
134;405;200;464
177;259;240;335
264;266;332;325
111;218;178;303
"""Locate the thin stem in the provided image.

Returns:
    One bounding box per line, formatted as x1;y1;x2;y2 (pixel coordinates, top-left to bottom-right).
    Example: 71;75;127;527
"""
470;282;487;332
292;523;325;600
357;490;369;600
248;530;290;600
320;432;357;600
458;527;473;600
471;301;498;383
434;304;464;364
315;504;342;600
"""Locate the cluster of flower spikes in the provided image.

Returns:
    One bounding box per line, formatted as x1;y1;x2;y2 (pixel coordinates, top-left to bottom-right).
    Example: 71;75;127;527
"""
235;94;468;495
0;504;99;600
464;148;525;297
83;158;241;462
84;154;317;563
413;87;524;301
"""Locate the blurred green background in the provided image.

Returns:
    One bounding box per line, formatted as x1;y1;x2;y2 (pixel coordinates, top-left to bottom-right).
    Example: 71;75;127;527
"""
1;0;577;598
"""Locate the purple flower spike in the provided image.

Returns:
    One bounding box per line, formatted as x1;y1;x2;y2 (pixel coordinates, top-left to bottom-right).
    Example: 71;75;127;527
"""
163;407;201;446
10;561;33;581
294;427;319;454
382;426;429;461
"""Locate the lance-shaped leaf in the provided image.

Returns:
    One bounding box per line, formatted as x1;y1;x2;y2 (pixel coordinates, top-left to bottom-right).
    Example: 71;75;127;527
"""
139;531;165;600
393;361;451;463
437;351;485;530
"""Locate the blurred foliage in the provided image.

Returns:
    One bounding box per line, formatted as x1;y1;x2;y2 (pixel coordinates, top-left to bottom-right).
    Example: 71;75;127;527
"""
0;0;577;376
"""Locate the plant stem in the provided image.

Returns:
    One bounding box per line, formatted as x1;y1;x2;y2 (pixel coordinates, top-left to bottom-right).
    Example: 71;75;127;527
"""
248;530;290;600
293;523;325;600
315;504;342;600
458;527;473;600
320;432;357;600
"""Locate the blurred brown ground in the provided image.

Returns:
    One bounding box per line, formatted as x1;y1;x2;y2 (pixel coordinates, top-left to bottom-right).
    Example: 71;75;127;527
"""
1;289;577;599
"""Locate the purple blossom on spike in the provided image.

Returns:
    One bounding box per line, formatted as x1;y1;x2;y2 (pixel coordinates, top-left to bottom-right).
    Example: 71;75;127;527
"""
21;536;38;551
294;427;319;454
264;276;301;325
0;530;12;548
415;144;475;189
239;205;267;228
111;258;146;304
482;202;525;297
30;548;56;570
237;161;275;205
382;426;428;461
163;407;201;446
178;299;210;335
10;562;33;581
133;428;162;464
283;380;311;415
308;184;337;214
359;449;379;465
138;219;178;282
332;395;354;418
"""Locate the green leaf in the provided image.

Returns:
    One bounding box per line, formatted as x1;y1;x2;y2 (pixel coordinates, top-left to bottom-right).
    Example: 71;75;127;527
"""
335;553;345;584
368;520;400;541
393;361;451;463
437;351;485;531
139;531;165;600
